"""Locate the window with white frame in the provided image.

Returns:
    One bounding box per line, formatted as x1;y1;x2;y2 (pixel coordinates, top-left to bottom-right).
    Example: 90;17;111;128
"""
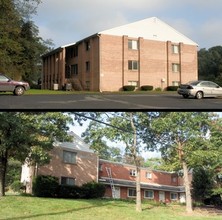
130;169;137;176
144;190;154;199
63;150;77;164
146;172;152;179
171;176;177;183
172;45;180;54
128;40;138;50
170;192;178;200
128;60;139;70
128;188;136;197
128;81;138;87
61;177;75;186
172;63;180;72
172;81;179;86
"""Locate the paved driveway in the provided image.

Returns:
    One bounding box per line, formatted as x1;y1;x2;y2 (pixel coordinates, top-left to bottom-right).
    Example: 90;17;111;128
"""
0;93;222;109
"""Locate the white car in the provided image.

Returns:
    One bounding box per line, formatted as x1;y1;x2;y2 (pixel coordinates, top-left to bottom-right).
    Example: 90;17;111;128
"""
177;80;222;99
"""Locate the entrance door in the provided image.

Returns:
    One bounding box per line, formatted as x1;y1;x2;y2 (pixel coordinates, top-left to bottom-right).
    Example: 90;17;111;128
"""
159;191;165;202
114;187;120;199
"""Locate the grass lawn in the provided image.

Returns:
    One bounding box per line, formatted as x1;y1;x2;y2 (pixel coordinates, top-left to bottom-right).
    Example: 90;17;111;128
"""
0;195;220;220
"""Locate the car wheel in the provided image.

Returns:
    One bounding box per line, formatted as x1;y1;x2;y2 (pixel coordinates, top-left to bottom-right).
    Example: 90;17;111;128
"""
182;94;189;98
195;91;203;99
14;86;25;96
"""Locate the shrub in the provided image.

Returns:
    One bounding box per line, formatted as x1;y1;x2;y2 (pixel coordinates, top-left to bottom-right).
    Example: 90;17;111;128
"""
122;85;135;91
166;86;178;91
81;182;106;199
58;185;82;199
10;180;23;192
155;87;162;91
32;175;59;197
140;85;153;91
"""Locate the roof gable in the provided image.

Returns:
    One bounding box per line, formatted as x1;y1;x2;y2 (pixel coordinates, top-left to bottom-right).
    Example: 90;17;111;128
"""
99;17;198;46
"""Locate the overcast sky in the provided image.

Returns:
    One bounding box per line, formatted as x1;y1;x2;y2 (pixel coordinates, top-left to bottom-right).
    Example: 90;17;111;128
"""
33;0;222;49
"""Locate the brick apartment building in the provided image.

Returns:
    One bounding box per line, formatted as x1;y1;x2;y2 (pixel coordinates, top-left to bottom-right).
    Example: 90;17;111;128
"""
42;17;198;91
21;132;187;203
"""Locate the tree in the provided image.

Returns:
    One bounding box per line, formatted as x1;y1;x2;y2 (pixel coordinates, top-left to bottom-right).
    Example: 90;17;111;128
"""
192;167;214;203
151;112;222;213
0;112;73;197
0;0;54;83
80;112;157;212
198;46;222;85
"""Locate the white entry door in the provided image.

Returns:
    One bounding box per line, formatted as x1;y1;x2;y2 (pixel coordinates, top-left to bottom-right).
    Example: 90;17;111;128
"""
180;193;186;203
159;191;165;202
114;187;120;199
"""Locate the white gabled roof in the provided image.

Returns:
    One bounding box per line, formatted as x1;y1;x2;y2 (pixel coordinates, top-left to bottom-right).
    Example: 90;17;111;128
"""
54;132;94;153
99;17;198;46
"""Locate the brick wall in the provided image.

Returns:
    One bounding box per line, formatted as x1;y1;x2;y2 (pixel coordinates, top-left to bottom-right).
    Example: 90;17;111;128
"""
100;160;181;186
38;146;98;186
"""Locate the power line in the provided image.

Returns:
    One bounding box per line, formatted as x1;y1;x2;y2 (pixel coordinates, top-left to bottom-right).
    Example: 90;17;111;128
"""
73;112;135;134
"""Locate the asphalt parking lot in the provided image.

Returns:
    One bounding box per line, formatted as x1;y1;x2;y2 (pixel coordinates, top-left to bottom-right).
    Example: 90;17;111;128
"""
1;93;222;110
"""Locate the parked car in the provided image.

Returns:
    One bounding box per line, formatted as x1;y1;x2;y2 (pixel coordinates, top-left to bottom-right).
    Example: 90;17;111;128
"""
177;80;222;99
0;73;30;96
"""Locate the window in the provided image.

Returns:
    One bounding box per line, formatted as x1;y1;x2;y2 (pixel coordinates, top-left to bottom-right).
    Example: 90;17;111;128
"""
172;45;180;54
128;40;138;50
73;46;78;57
130;169;137;176
0;75;10;82
128;60;138;70
144;190;154;199
171;176;177;183
71;64;78;76
128;81;138;87
63;151;76;164
172;63;180;72
61;177;75;186
172;81;179;86
85;41;90;51
86;61;90;72
170;193;178;200
128;188;136;197
146;172;152;179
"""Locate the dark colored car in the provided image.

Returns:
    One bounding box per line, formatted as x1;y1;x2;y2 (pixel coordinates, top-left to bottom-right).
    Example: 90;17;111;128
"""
177;80;222;99
0;73;30;96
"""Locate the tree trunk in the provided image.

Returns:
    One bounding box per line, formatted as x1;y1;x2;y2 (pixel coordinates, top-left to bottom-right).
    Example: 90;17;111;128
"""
182;160;193;213
136;166;142;212
0;151;8;197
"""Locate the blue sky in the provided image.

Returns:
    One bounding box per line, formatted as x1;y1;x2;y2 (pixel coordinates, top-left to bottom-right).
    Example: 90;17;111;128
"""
33;0;222;49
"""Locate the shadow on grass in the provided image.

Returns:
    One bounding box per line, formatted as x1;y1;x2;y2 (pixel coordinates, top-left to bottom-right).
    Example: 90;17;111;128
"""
1;202;108;220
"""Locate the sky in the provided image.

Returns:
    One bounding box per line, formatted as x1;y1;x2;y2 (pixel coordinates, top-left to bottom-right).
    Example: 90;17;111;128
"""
32;0;222;49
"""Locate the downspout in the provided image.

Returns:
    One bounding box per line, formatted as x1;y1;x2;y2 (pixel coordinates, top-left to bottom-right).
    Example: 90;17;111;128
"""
97;34;102;92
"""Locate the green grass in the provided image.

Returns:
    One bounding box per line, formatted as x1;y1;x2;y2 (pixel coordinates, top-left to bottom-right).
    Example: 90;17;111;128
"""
0;195;220;220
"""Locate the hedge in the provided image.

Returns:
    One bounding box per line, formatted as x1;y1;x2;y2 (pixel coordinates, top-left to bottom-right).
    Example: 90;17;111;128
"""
123;85;135;91
32;175;105;199
166;86;178;91
32;175;59;197
140;85;153;91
